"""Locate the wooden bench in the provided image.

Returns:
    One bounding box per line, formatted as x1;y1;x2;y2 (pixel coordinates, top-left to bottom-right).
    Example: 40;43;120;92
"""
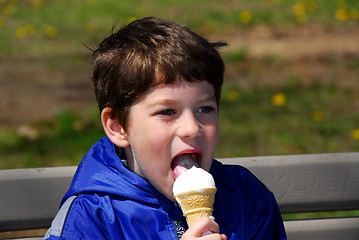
1;152;358;239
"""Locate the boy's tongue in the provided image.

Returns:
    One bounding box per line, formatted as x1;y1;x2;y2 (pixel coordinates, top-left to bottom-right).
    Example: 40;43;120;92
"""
172;154;200;180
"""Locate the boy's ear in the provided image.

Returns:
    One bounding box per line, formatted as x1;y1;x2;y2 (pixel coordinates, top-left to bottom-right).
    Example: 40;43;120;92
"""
101;107;130;148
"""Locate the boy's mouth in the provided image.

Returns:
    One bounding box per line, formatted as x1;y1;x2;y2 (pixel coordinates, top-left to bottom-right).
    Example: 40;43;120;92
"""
171;150;202;181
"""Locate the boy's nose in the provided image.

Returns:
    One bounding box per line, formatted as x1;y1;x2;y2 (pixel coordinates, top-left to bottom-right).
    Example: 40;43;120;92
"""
176;111;201;139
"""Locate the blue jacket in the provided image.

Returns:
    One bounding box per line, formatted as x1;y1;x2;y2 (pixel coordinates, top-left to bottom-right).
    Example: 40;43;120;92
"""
44;136;286;239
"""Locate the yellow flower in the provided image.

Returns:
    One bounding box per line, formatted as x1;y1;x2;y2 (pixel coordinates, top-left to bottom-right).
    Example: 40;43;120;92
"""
228;90;239;101
349;8;359;20
293;2;306;16
238;10;253;23
3;3;16;15
43;25;58;38
335;8;349;21
351;129;359;140
271;93;286;106
15;24;36;39
15;26;27;39
312;111;323;121
293;2;308;22
32;0;44;7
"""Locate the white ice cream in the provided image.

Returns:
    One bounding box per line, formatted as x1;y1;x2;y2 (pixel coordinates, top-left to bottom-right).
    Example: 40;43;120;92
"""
172;166;216;196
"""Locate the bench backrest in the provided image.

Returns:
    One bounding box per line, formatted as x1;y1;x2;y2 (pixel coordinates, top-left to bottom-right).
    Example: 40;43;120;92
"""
220;152;359;213
1;152;359;232
0;167;76;231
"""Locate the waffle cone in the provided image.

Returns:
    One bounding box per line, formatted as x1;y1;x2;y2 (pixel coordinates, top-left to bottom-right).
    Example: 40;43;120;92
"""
174;187;216;227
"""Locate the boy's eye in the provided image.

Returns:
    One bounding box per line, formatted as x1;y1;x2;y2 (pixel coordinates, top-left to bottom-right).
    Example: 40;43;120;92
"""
158;109;176;116
198;106;215;113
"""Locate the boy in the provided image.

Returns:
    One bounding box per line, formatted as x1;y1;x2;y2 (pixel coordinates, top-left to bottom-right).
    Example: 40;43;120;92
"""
44;17;286;239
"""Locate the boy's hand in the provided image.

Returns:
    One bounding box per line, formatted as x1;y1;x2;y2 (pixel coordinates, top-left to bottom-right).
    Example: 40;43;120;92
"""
181;217;227;240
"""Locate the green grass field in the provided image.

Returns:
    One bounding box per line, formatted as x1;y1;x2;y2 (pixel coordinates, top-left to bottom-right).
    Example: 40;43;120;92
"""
1;0;359;54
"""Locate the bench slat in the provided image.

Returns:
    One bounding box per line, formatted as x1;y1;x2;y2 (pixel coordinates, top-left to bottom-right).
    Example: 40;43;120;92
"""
284;217;359;240
0;167;76;231
219;152;359;213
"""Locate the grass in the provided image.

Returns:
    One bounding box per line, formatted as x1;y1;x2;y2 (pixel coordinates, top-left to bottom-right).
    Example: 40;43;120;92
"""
1;0;358;55
0;109;104;169
217;81;359;157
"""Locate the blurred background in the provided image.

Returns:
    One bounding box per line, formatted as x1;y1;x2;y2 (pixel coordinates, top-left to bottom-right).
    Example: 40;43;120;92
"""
0;0;359;169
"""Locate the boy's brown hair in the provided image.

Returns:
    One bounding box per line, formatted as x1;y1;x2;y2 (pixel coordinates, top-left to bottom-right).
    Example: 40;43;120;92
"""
92;17;226;130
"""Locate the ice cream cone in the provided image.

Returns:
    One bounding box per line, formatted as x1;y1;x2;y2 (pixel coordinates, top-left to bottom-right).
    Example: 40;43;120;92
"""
174;187;216;227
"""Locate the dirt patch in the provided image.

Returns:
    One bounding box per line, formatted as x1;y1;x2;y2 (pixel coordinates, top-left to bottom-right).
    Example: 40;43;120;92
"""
223;24;359;90
1;24;358;128
0;56;95;128
224;24;359;59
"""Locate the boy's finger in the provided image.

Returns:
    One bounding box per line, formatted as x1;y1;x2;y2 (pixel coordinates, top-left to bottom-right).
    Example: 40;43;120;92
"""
202;230;213;236
187;216;220;237
220;234;228;240
199;233;227;240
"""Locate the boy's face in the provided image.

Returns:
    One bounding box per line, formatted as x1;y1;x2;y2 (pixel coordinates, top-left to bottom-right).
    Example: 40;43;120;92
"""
124;79;219;201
